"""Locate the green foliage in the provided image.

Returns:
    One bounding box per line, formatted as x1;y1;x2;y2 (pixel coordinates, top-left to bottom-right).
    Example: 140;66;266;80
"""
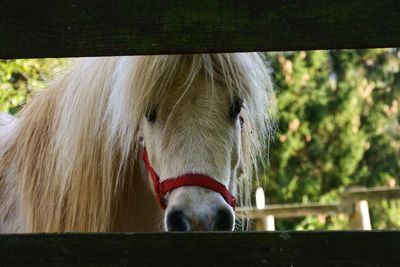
0;59;66;114
264;49;400;230
370;200;400;229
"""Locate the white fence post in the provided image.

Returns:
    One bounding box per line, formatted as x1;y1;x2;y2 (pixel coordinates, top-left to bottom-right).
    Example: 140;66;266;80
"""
348;199;372;230
254;187;275;231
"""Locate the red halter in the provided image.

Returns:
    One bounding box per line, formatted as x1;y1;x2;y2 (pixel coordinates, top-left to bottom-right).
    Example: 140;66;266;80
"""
142;148;236;210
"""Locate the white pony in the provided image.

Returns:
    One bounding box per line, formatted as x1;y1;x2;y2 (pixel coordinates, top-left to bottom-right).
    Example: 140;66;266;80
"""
0;54;275;232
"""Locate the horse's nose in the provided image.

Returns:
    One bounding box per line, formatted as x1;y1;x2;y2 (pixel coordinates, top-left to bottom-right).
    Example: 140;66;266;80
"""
213;208;235;230
165;210;190;231
165;206;234;231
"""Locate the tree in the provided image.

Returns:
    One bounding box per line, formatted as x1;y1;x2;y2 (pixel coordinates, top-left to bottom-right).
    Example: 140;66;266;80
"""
264;49;400;229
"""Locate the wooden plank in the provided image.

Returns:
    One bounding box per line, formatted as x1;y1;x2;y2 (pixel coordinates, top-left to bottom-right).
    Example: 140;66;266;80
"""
237;187;400;220
1;232;400;266
0;0;399;59
343;186;400;201
237;203;341;219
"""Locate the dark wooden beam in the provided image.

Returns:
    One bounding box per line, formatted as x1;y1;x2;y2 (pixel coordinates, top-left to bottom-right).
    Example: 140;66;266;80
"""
0;0;399;59
1;231;400;266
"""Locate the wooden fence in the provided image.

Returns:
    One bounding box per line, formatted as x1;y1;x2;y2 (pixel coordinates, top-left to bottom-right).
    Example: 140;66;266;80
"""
237;186;400;231
1;0;400;266
2;231;400;266
1;0;400;58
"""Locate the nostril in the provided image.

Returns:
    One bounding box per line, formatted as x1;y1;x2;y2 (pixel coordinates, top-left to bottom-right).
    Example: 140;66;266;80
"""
214;208;234;231
166;210;190;231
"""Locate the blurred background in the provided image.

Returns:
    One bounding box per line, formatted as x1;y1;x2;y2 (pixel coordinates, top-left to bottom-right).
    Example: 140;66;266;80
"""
1;49;399;231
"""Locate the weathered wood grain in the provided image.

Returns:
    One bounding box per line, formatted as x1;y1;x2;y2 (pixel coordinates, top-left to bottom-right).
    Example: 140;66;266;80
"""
0;0;399;58
1;231;400;266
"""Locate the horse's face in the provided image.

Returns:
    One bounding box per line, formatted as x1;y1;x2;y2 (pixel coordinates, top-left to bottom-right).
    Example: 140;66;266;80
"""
141;78;242;231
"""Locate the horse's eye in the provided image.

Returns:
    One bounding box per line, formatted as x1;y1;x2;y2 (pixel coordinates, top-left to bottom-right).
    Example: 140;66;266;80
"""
229;98;243;119
146;106;158;123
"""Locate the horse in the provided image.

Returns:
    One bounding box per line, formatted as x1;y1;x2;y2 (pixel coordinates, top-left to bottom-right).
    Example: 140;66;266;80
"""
0;53;275;232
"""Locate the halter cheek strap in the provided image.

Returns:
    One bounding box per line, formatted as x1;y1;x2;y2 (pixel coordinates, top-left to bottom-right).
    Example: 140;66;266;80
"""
142;148;236;210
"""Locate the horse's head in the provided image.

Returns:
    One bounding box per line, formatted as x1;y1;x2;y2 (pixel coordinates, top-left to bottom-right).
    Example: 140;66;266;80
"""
134;54;275;231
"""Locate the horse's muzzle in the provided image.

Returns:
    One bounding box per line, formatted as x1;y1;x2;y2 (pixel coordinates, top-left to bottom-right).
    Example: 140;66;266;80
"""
165;205;234;231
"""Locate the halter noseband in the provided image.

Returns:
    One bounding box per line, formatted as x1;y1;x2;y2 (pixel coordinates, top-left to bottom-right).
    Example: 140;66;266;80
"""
142;148;236;210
